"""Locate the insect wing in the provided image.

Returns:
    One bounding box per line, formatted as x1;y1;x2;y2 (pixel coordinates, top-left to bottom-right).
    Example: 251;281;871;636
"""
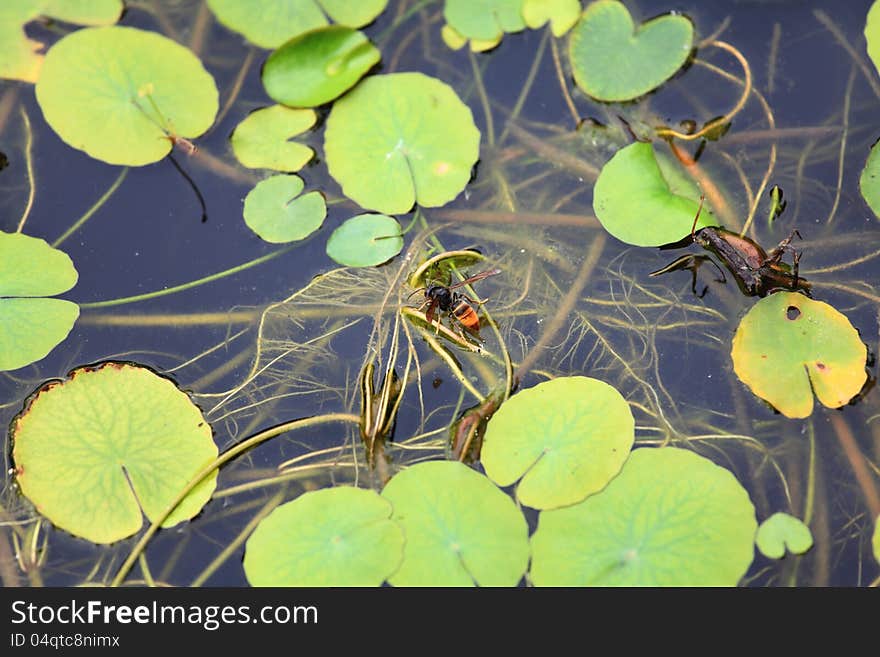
447;268;501;291
425;298;439;325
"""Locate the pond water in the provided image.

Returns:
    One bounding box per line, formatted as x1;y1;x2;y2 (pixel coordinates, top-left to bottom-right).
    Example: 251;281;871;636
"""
1;0;879;586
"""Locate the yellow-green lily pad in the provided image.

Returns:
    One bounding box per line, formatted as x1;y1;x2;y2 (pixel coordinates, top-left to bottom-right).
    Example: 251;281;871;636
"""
325;214;403;267
0;232;78;371
230;105;316;172
873;514;880;565
755;512;813;559
442;0;525;52
243;487;404;586
865;1;880;79
243;174;326;243
11;363;218;544
569;0;694;102
35;26;218;166
731;292;868;419
324;73;480;214
530;447;757;586
858;138;880;220
381;461;529;586
522;0;580;37
481;376;634;510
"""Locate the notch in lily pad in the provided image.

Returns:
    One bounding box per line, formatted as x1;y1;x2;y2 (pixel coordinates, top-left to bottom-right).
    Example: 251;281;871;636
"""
230;105;316;172
381;461;530;586
243;174;326;243
530;447;757;586
755;512;813;559
325;214;403;267
263;26;380;108
442;0;526;52
11;362;218;544
244;487;404;586
522;0;581;37
0;232;79;371
731;292;868;419
569;0;694;102
481;376;634;510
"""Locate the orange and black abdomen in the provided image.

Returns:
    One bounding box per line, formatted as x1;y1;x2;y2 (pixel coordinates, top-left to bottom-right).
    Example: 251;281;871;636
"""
452;300;480;332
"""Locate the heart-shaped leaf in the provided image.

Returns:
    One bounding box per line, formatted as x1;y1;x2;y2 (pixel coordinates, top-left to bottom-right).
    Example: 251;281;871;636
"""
442;0;525;51
481;376;634;510
244;487;404;586
569;0;693;102
243;174;326;243
859;138;880;220
522;0;580;37
865;0;880;79
325;214;403;267
731;292;868;419
755;512;813;559
230;105;316;172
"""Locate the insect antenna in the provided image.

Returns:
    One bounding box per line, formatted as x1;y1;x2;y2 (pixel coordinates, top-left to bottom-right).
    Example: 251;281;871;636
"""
690;194;706;240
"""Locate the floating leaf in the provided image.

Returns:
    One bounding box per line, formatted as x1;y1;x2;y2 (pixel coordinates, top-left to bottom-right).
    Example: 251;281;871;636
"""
382;461;529;586
569;0;693;102
865;1;880;79
755;512;813;559
593;142;713;246
35;26;218;166
482;376;634;510
443;0;525;51
244;487;404;586
873;514;880;565
325;214;403;267
41;0;124;24
522;0;580;37
858;138;880;220
731;292;867;419
207;0;387;49
0;232;78;371
530;447;757;586
324;73;480;214
11;363;217;544
230;105;316;172
243;175;326;243
263;26;380;108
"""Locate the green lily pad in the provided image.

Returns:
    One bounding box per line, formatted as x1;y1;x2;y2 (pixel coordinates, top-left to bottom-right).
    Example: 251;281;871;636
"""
230;105;316;172
731;292;868;419
35;26;218;166
382;460;529;586
263;26;380;108
11;362;217;544
324;73;480;214
755;512;813;559
41;0;123;24
858;138;880;220
865;1;880;79
244;487;404;586
569;0;693;102
243;174;326;243
207;0;388;49
593;141;713;246
481;376;634;510
442;0;525;51
0;232;78;371
522;0;580;37
325;214;403;267
530;447;757;586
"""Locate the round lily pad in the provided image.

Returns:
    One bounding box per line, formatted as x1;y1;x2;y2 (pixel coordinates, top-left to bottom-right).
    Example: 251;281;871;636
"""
325;214;403;267
381;460;529;586
263;26;380;108
243;174;326;243
324;72;480;214
569;0;693;102
230;105;316;172
11;362;218;544
0;232;78;371
859;138;880;220
243;487;404;586
593;141;713;246
755;512;813;559
442;0;525;51
865;1;880;79
35;26;218;166
530;447;757;586
481;376;634;510
208;0;387;49
522;0;580;37
731;292;868;419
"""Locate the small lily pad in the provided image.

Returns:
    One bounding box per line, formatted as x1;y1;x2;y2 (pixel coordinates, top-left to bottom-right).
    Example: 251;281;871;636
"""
230;105;316;172
324;73;480;214
522;0;580;37
208;0;388;49
593;142;712;246
569;0;694;102
873;514;879;565
381;460;529;586
11;363;217;544
35;26;218;166
755;512;813;559
481;376;634;510
858;138;880;220
442;0;525;51
530;447;757;586
0;232;78;371
731;292;868;419
325;214;403;267
243;175;326;243
243;487;404;586
263;26;380;108
865;1;880;79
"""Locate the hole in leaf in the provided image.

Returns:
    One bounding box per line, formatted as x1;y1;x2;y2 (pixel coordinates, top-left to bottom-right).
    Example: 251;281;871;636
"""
786;306;801;320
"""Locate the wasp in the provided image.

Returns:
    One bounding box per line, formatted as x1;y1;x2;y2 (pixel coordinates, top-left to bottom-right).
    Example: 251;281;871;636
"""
409;269;501;337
